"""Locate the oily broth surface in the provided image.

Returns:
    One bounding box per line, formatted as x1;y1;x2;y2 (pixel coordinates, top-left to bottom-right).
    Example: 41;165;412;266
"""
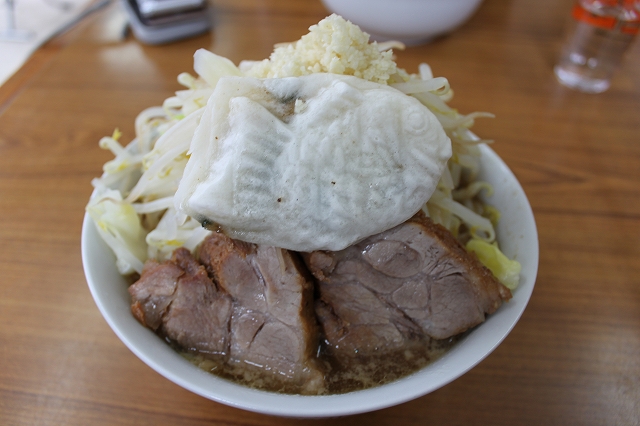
178;335;459;395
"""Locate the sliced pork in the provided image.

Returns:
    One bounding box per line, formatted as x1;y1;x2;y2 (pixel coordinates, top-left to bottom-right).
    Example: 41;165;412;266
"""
198;232;324;394
129;213;512;394
129;247;232;358
304;213;512;360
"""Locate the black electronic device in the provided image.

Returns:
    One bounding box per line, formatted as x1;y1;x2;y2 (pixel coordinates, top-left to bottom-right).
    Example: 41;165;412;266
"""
122;0;210;44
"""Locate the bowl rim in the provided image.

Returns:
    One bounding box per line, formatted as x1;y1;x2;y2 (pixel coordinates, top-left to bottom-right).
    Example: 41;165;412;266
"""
81;143;538;417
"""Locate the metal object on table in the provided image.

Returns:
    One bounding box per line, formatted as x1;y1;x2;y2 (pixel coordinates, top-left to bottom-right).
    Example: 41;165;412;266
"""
121;0;211;44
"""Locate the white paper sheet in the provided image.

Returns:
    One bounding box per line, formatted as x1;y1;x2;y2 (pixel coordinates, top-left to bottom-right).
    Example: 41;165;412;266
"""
0;0;98;86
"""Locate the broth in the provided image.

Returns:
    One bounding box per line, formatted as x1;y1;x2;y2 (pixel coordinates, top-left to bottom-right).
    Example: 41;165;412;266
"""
178;335;460;395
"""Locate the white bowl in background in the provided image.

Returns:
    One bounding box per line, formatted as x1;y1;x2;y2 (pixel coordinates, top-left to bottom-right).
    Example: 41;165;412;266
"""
321;0;484;45
81;144;537;417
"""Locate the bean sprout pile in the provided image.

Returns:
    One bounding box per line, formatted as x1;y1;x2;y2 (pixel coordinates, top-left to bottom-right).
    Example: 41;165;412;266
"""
86;21;521;290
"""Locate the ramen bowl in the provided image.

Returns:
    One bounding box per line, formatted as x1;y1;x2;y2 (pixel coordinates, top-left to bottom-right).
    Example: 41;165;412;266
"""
81;144;537;417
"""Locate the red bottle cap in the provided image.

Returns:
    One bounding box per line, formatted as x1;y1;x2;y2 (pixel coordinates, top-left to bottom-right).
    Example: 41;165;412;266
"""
572;1;640;34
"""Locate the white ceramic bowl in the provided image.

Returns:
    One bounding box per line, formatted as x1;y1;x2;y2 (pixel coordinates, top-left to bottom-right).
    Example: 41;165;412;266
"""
321;0;484;45
81;144;537;417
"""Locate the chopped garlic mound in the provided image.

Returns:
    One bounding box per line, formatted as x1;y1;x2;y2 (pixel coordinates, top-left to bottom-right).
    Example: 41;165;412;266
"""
242;14;405;85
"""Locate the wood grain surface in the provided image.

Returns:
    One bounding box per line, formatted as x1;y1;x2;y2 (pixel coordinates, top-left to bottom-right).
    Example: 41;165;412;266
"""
1;0;639;424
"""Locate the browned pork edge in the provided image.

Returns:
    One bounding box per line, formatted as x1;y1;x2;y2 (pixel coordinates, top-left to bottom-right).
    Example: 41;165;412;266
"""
302;211;512;359
129;248;233;359
415;212;513;306
198;232;325;394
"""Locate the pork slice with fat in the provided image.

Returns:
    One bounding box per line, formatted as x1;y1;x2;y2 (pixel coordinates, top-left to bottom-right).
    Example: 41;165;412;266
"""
199;232;324;394
129;247;232;359
304;213;512;359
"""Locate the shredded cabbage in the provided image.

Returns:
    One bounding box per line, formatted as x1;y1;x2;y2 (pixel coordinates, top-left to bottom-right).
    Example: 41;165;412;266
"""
86;188;147;274
466;239;522;290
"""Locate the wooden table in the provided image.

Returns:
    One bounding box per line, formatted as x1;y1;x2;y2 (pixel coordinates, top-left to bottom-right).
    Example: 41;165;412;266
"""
1;0;639;424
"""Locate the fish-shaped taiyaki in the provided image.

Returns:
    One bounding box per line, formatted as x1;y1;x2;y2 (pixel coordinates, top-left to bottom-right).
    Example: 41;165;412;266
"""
175;74;451;251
